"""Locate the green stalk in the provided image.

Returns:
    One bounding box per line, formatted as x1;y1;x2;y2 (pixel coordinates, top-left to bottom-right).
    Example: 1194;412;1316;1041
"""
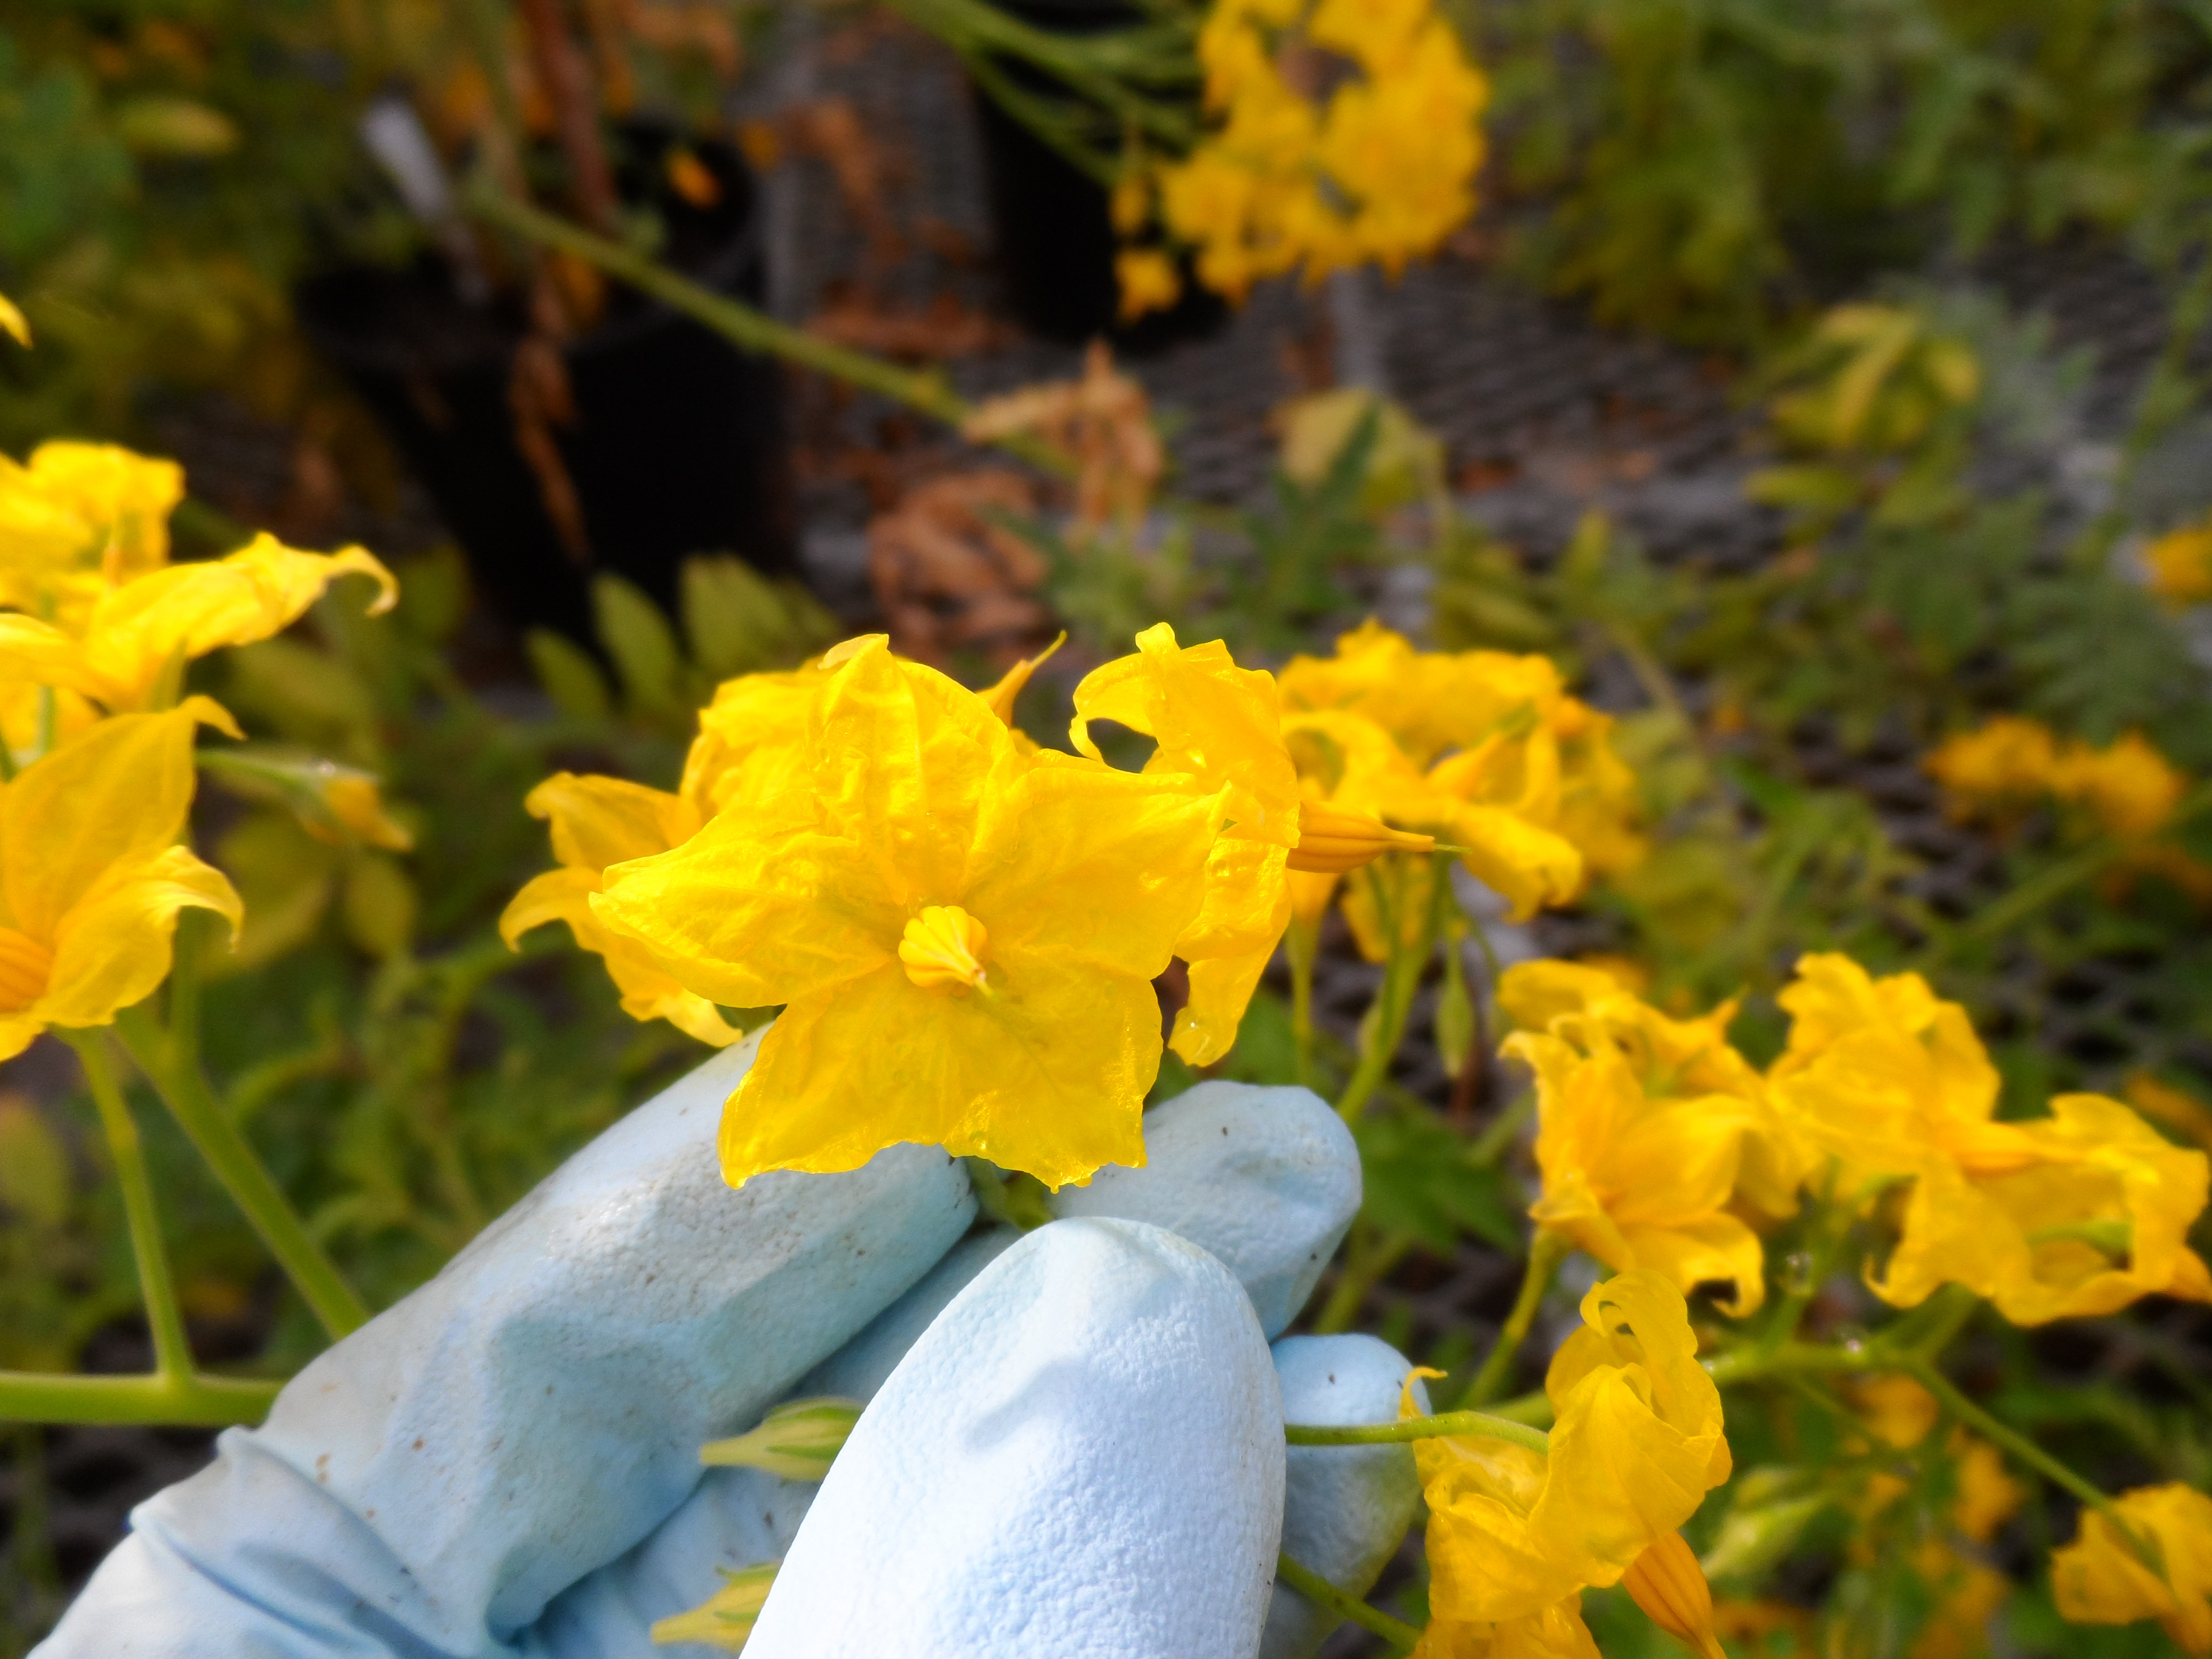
0;1371;280;1428
1275;1551;1421;1652
1899;1355;2117;1519
1287;913;1319;1089
1312;1222;1414;1335
113;1004;370;1342
1287;1409;1551;1457
1335;855;1451;1124
464;184;1079;481
1461;1228;1568;1408
65;1032;191;1383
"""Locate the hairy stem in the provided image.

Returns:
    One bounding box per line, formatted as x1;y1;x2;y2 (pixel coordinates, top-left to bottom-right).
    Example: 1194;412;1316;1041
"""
1275;1551;1421;1652
1287;1409;1551;1457
0;1371;280;1428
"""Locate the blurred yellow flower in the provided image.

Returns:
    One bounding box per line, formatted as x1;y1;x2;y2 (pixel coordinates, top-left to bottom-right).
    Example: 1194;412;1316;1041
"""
593;635;1224;1189
2052;1483;2212;1656
1500;961;1799;1314
1280;623;1639;921
0;292;27;348
0;533;397;712
1146;0;1486;296
501;773;741;1048
2145;516;2212;605
1927;716;2188;840
0;441;182;625
1115;248;1182;321
1770;955;2211;1323
0;698;242;1061
1412;1271;1730;1627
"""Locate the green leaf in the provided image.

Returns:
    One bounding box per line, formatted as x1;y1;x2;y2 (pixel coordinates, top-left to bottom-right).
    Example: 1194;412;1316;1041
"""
525;627;613;721
1354;1105;1521;1253
592;575;686;720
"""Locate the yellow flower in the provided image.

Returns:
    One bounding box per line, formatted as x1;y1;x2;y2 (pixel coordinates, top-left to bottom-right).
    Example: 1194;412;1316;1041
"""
0;292;27;348
1280;622;1638;917
0;697;242;1061
1413;1602;1600;1659
0;441;183;625
681;662;832;814
1413;1271;1730;1626
1116;249;1182;321
1506;960;1804;1222
1924;716;2062;817
1072;623;1301;1066
1770;955;2212;1323
1766;953;2042;1186
2052;1483;2212;1656
1876;1092;2212;1324
0;533;397;712
593;635;1224;1189
2052;731;2186;839
2146;516;2212;605
501;773;741;1048
1500;962;1796;1314
1926;717;2188;840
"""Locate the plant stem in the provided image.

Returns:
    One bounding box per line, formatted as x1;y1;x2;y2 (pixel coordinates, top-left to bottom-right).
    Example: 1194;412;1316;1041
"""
65;1033;190;1384
1287;1409;1551;1457
1287;913;1319;1089
1463;1228;1568;1408
113;1004;370;1342
516;0;619;231
1275;1551;1421;1652
1467;1090;1533;1166
1899;1355;2117;1519
1335;856;1451;1124
465;183;1079;481
0;1370;280;1427
1312;1222;1414;1334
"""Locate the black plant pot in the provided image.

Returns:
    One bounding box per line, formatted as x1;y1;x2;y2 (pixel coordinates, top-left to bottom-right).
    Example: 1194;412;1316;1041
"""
970;3;1227;354
298;126;796;644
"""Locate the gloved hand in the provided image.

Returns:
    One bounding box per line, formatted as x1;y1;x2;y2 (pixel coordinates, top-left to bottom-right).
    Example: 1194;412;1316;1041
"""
35;1042;1426;1659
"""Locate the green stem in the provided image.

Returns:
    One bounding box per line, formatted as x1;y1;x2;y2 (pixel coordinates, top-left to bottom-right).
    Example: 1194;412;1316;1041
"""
465;183;1078;481
1335;855;1451;1124
1467;1090;1533;1166
1275;1551;1421;1652
1287;1409;1551;1457
113;1004;370;1342
1919;781;2212;965
1462;1229;1568;1408
1287;914;1318;1090
1312;1223;1414;1335
65;1032;191;1383
0;1370;280;1427
1899;1355;2117;1519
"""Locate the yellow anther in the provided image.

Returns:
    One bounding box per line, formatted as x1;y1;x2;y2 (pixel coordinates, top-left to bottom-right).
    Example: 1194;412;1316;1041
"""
898;905;991;992
0;928;54;1012
980;633;1066;727
1285;801;1437;874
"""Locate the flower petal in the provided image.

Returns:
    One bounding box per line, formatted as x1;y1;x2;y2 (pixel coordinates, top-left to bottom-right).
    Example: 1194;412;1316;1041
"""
38;844;240;1029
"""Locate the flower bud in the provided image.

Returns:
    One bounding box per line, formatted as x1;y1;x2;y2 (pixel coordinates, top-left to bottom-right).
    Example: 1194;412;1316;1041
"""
1623;1532;1727;1659
650;1561;778;1651
699;1396;863;1481
1287;801;1436;874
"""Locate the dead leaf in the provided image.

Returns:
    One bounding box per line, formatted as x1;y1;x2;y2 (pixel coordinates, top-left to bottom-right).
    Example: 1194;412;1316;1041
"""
867;471;1053;664
961;342;1163;530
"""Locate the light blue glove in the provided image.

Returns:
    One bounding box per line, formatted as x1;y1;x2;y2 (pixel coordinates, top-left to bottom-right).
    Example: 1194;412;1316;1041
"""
35;1042;1421;1659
